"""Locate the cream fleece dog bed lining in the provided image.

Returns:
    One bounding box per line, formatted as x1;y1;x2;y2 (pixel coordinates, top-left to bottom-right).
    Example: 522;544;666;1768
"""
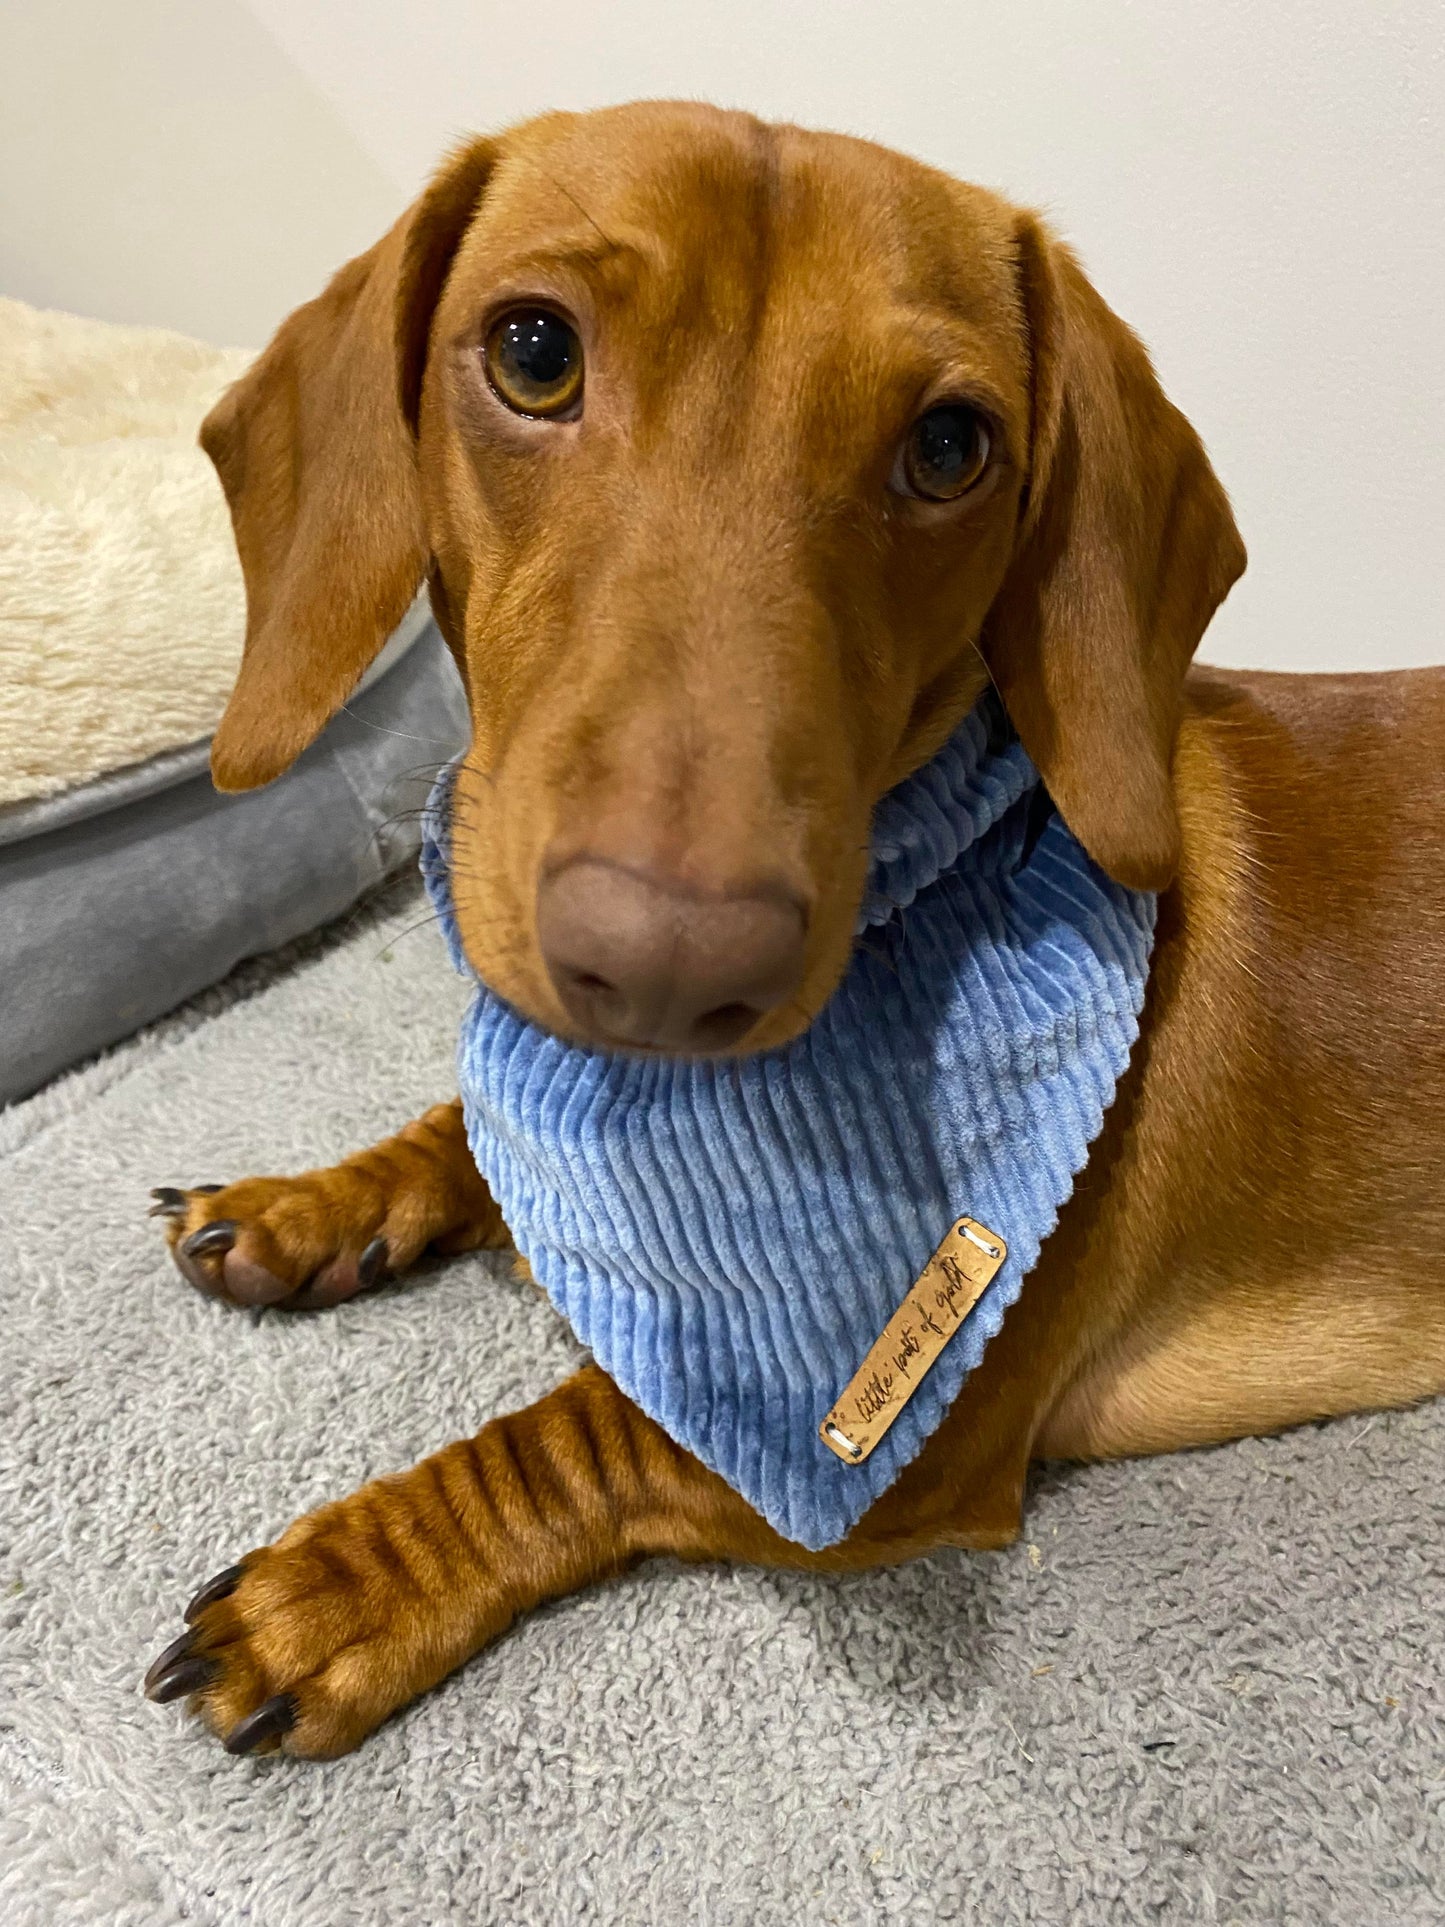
0;296;254;807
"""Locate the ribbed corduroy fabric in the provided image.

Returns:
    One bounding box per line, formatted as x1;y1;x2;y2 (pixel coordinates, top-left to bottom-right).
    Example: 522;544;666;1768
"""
421;696;1155;1549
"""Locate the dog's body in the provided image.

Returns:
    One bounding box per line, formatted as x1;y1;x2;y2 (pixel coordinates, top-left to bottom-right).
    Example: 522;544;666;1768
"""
143;104;1445;1759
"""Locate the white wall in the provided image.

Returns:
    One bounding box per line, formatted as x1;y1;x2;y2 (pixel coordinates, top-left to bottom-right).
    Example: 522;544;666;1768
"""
3;0;1442;672
0;0;399;350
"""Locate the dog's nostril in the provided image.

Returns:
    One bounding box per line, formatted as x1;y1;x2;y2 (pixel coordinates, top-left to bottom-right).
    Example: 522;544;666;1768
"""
690;1002;760;1051
571;970;613;996
705;1002;753;1029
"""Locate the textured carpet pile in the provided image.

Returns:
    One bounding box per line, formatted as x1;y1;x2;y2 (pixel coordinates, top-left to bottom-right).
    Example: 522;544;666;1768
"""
1;881;1440;1926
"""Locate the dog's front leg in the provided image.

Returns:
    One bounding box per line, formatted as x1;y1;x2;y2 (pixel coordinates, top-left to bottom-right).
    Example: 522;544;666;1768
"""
144;1361;1018;1758
151;1098;507;1308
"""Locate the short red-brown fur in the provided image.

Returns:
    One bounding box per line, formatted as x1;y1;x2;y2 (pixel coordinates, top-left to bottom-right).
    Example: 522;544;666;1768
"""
153;103;1444;1758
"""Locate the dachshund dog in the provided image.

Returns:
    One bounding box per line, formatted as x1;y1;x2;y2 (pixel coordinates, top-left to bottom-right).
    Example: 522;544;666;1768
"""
143;101;1445;1758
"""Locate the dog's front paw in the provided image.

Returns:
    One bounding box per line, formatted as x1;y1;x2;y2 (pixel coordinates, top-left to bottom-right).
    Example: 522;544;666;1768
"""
143;1463;495;1758
149;1176;399;1310
149;1106;508;1310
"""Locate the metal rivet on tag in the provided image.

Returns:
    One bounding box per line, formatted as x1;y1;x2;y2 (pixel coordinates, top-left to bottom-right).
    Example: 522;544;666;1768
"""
822;1421;863;1462
958;1221;1002;1260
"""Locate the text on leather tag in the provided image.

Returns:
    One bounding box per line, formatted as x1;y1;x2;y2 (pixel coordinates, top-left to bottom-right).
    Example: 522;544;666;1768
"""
819;1217;1008;1466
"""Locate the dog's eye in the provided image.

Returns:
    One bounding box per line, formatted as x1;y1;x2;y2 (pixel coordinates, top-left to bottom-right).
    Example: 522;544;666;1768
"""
895;405;991;501
484;309;583;418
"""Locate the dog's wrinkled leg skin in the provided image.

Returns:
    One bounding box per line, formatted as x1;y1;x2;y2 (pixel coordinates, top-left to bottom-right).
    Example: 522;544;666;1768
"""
144;1363;1023;1759
152;1100;508;1309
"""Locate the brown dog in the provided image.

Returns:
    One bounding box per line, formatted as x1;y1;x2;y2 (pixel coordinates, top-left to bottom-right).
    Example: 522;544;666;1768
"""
143;102;1445;1759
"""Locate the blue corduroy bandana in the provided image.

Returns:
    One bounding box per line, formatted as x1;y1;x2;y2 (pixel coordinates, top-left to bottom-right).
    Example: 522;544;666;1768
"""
421;695;1154;1550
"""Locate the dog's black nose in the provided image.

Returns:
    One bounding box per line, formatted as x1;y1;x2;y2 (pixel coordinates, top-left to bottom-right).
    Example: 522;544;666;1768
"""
536;858;807;1053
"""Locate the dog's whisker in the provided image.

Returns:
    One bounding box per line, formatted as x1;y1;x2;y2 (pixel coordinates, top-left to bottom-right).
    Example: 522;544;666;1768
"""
544;171;618;251
336;705;469;750
369;909;447;961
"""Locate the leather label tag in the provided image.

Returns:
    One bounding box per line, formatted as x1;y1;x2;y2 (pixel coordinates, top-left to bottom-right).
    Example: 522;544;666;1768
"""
819;1216;1007;1465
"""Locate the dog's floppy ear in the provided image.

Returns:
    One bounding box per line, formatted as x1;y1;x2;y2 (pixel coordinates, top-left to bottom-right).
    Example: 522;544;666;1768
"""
980;215;1246;891
201;139;496;790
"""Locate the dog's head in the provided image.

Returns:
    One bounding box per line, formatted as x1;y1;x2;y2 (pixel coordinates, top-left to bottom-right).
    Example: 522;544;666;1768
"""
202;102;1244;1055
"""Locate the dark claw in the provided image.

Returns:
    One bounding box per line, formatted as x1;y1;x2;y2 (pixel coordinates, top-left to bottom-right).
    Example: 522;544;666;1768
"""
357;1237;390;1289
148;1655;218;1704
144;1628;197;1693
224;1692;298;1756
185;1562;245;1622
193;1183;225;1196
181;1220;239;1260
148;1186;189;1219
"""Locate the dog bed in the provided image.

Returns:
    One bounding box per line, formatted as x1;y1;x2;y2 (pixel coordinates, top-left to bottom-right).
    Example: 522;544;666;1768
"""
0;297;468;1104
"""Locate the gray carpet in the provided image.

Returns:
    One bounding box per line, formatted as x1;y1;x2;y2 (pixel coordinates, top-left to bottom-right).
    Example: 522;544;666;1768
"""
2;880;1441;1927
